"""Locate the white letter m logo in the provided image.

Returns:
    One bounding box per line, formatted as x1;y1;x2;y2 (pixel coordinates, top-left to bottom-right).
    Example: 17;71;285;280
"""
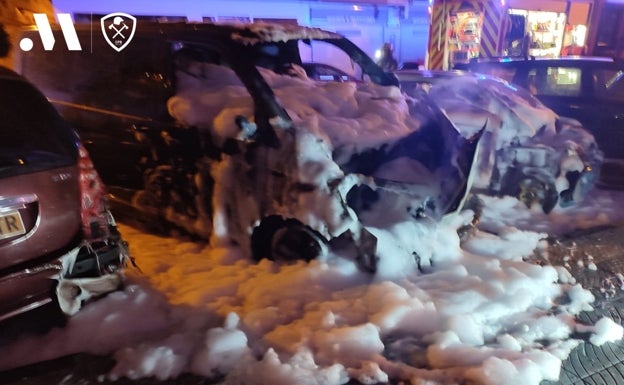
31;13;81;51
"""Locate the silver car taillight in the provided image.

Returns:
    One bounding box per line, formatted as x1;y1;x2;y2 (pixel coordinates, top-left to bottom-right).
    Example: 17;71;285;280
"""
77;144;110;239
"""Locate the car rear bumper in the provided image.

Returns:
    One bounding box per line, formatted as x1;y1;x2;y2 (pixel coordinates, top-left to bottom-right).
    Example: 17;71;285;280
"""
0;238;130;322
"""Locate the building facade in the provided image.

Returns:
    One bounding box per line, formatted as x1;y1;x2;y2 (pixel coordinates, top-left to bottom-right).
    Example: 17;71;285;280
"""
426;0;596;70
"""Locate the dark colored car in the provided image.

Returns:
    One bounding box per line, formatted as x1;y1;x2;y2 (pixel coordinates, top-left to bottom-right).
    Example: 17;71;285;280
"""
454;56;624;187
0;66;131;323
395;69;603;213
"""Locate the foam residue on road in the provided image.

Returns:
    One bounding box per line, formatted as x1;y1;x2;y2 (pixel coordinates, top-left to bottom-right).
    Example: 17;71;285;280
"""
2;188;624;385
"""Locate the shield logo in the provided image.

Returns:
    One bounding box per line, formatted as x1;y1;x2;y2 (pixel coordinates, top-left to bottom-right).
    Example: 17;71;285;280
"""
100;13;136;52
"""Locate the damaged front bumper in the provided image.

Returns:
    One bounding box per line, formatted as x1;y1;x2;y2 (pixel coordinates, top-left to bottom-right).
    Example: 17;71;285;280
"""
0;236;130;322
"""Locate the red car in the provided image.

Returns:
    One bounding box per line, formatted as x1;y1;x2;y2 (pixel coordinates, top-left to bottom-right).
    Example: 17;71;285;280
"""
0;66;131;323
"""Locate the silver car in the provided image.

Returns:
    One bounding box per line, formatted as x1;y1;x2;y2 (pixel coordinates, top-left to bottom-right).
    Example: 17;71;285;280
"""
0;66;131;324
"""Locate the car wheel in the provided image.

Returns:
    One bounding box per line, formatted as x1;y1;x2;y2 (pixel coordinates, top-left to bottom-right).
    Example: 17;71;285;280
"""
513;176;559;214
251;215;328;263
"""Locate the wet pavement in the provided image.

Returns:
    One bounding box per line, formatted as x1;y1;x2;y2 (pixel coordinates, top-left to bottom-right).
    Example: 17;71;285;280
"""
538;225;624;385
3;225;624;385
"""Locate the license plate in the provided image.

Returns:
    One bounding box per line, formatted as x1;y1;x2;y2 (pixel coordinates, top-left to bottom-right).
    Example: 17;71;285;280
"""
0;210;26;240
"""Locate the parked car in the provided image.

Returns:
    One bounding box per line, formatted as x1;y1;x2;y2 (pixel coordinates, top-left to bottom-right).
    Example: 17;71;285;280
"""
454;56;624;187
301;62;360;82
395;69;603;213
0;66;131;324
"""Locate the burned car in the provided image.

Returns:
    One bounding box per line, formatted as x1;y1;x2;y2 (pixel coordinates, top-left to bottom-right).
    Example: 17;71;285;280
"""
13;22;528;271
0;66;131;323
395;69;603;213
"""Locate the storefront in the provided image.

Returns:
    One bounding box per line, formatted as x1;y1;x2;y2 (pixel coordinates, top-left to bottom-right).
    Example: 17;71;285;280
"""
505;6;585;58
427;0;507;70
506;9;566;57
426;0;594;70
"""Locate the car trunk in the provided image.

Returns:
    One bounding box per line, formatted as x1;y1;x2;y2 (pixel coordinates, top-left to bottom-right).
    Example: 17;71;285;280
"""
0;76;82;268
0;165;82;268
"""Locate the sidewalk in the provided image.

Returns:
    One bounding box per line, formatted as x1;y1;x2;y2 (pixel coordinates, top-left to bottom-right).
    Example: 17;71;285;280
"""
538;225;624;385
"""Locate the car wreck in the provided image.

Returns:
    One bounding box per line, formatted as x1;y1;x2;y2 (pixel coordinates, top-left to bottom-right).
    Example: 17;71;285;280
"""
166;63;481;271
395;70;603;214
15;22;598;272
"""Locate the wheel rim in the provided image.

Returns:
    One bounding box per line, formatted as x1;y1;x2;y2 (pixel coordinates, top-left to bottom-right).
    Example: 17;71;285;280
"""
518;178;543;207
517;177;558;213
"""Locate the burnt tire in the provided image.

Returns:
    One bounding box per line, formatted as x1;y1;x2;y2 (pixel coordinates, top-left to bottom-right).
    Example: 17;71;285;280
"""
503;174;559;214
251;215;328;263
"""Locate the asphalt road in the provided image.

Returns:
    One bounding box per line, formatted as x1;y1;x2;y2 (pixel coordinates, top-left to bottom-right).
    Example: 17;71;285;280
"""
3;225;624;385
